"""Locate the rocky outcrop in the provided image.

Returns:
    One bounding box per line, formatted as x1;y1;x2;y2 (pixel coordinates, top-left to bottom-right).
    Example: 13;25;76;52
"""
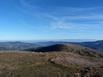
74;66;103;77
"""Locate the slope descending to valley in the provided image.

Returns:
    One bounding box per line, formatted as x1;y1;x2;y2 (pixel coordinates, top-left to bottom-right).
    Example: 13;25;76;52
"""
0;51;102;77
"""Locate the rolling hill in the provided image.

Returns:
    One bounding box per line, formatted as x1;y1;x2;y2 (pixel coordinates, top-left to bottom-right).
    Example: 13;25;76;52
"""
35;44;103;57
34;40;103;52
77;40;103;52
0;50;102;77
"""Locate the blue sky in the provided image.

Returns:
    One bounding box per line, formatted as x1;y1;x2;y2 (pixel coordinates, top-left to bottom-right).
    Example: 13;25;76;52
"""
0;0;103;40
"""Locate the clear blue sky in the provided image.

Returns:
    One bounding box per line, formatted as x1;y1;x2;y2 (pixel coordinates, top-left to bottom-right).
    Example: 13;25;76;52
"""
0;0;103;40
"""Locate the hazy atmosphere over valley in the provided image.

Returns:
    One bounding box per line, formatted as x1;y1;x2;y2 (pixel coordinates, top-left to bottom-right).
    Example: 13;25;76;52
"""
0;0;103;77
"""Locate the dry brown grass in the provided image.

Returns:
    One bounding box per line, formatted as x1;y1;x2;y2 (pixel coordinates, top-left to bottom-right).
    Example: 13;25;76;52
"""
0;51;102;77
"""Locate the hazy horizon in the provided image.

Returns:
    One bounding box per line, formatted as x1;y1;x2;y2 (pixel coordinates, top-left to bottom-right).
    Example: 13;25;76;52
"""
0;39;98;43
0;0;103;40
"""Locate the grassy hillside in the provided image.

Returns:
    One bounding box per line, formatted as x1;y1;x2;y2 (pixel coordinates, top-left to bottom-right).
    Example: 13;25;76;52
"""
0;51;102;77
35;44;103;57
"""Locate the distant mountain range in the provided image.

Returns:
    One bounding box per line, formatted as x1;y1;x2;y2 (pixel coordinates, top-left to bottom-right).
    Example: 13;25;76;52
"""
0;42;40;51
77;40;103;51
0;40;103;52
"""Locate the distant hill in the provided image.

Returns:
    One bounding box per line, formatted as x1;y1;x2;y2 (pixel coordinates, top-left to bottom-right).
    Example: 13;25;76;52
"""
77;40;103;52
35;40;103;52
0;42;40;50
35;44;103;57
